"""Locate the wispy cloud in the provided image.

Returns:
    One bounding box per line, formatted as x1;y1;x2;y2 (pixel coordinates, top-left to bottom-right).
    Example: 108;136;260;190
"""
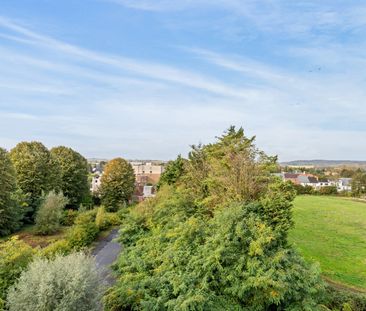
0;16;267;101
1;4;366;161
108;0;366;39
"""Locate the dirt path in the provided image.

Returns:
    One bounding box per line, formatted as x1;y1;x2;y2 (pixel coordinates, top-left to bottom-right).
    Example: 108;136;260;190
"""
323;276;366;295
92;228;122;286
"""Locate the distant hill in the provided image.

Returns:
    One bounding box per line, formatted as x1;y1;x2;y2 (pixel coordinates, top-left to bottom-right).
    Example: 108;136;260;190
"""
280;160;366;168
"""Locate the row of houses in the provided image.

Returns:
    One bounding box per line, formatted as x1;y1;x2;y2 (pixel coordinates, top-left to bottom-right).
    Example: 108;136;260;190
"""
274;172;352;192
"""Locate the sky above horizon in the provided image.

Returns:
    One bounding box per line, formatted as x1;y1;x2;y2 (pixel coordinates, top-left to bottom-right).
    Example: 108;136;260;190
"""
1;1;366;161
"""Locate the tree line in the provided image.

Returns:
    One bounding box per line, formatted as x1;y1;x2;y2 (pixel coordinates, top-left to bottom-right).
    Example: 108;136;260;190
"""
0;141;136;237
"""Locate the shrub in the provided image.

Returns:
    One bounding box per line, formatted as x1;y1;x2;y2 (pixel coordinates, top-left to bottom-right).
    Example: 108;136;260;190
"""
318;186;338;196
0;237;34;303
67;223;99;250
60;209;78;226
96;207;122;231
106;213;122;226
35;191;68;235
7;252;104;311
66;209;99;250
95;206;108;230
40;239;71;259
293;184;314;195
74;209;97;226
320;285;366;310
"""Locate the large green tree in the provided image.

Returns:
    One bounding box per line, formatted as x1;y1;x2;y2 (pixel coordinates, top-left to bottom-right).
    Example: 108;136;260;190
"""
0;148;24;236
104;127;324;310
10;141;60;220
50;146;90;208
100;158;135;211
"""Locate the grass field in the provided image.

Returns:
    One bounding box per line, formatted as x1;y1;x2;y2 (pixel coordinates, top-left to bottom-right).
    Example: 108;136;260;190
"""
289;195;366;290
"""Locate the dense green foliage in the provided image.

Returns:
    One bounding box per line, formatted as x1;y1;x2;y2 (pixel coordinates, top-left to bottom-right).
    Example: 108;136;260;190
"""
290;196;366;289
157;155;185;189
100;158;135;211
0;237;34;307
318;185;338;195
35;191;69;235
10;141;60;220
0;148;24;236
293;184;314;195
60;209;79;226
351;171;366;197
50;146;90;208
104;127;324;310
41;207;120;258
95;206;121;230
67;209;99;249
7;252;103;311
319;286;366;311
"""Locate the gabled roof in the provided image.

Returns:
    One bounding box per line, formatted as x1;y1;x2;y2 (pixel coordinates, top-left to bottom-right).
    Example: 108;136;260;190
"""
308;177;318;183
284;173;300;179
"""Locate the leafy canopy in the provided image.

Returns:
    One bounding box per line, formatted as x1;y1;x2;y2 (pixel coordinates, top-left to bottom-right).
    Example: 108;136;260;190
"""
104;127;323;310
10;141;60;220
50;146;90;208
100;158;135;211
0;148;24;236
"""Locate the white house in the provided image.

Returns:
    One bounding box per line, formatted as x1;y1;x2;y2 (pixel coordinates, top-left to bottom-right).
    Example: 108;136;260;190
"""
90;174;102;193
337;178;352;192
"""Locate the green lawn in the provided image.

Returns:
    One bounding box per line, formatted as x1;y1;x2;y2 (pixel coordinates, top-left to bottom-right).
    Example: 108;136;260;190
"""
289;195;366;290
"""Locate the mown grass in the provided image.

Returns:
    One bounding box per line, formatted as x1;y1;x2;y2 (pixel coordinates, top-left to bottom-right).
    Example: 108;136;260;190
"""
289;195;366;290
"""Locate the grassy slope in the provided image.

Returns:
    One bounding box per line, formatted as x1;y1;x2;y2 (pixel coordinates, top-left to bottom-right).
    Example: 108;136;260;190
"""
289;195;366;290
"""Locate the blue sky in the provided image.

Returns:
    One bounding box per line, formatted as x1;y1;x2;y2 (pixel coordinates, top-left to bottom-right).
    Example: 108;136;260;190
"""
1;0;366;161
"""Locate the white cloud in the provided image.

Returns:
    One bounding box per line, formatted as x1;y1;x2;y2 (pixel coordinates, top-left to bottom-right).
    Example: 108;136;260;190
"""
0;16;268;101
1;12;366;161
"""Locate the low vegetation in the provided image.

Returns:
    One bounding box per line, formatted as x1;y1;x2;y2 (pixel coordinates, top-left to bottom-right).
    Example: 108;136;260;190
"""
0;237;34;308
0;206;122;309
290;195;366;289
6;252;103;311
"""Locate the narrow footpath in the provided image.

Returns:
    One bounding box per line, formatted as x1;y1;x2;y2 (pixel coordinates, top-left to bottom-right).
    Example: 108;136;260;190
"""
92;228;122;286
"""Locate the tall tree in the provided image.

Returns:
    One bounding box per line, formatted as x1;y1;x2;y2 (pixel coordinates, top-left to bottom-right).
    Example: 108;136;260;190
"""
100;158;135;211
104;128;323;310
0;148;24;236
10;141;60;220
351;171;366;197
50;146;90;208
